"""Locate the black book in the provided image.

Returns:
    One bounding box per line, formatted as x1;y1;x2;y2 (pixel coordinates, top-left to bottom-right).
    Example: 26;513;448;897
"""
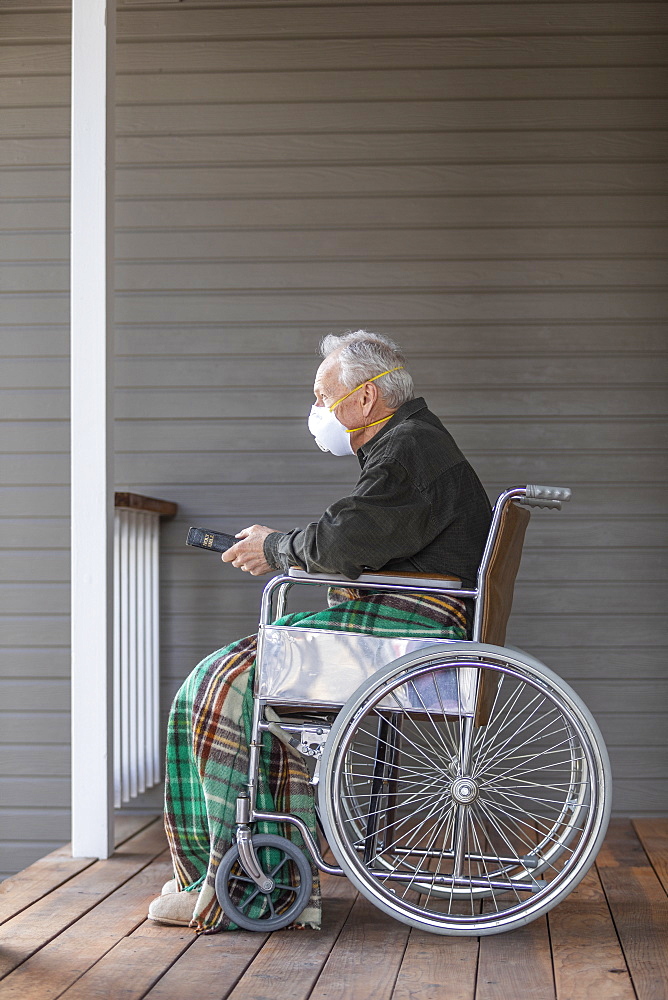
186;527;238;554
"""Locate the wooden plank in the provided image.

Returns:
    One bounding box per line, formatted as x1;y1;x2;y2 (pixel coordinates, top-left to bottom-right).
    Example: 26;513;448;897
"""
6;65;668;107
0;820;167;979
115;162;668;199
4;384;668;424
160;550;668;586
0;744;70;776
55;871;349;1000
112;99;668;137
632;819;668;896
165;613;668;654
112;323;668;357
5;195;668;233
117;160;668;200
0;521;70;552
121;63;668;103
6;36;668;78
0;685;70;715
3;482;666;521
111;225;668;262
118;127;667;166
14;219;668;268
228;905;357;1000
9;256;668;294
6;353;668;392
5;225;668;263
476;915;555;1000
113;256;667;291
114;814;161;847
114;192;668;229
7;97;668;139
113;291;668;327
6;0;598;7
157;610;668;653
7;291;668;329
4;6;667;44
609;782;668;816
143;450;668;487
595;716;668;747
6;129;668;169
307;895;411;1000
596;820;668;1000
117;352;668;390
0;712;70;744
0;846;94;927
160;516;666;554
549;867;635;1000
392;926;478;1000
54;921;194;1000
0;844;65;880
0;811;70;844
162;891;355;1000
0;778;70;808
114;492;178;518
114;4;668;40
4;322;668;360
141;928;269;1000
156;578;668;620
0;853;174;1000
0;411;68;450
107;450;667;488
1;618;70;646
0;651;70;679
100;385;668;421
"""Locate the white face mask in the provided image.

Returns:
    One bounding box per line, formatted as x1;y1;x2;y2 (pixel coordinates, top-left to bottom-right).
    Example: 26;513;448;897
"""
308;403;355;456
307;367;404;457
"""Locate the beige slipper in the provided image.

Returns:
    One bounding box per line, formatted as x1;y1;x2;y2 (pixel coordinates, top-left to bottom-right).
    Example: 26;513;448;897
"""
147;890;197;927
161;878;178;895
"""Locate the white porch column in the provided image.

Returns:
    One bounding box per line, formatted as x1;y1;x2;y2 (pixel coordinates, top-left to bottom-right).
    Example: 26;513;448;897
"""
70;0;116;858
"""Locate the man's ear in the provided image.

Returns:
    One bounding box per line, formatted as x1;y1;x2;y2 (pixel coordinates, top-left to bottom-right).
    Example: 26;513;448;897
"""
361;381;378;414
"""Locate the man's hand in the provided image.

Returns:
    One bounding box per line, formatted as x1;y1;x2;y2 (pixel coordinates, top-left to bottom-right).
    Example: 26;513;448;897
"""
221;524;276;576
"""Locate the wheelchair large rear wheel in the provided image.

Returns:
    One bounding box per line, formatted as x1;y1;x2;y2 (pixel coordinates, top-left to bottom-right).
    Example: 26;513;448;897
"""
318;642;611;936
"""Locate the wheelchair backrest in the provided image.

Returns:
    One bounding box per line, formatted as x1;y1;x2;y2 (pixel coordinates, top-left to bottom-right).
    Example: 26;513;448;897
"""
477;498;530;646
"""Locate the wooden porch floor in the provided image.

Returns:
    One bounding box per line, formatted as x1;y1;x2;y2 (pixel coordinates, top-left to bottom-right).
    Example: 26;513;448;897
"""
0;816;666;1000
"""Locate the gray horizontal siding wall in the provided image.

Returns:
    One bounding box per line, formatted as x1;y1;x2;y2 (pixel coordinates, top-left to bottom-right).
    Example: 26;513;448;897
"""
1;0;667;875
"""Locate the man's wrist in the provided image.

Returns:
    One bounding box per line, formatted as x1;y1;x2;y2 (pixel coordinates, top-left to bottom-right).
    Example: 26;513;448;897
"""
262;531;284;570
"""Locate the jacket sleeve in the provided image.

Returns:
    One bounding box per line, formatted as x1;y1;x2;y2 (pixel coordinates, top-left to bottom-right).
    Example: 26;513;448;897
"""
262;457;438;579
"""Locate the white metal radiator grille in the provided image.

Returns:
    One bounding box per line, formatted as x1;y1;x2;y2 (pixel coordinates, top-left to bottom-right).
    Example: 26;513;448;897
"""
113;507;161;807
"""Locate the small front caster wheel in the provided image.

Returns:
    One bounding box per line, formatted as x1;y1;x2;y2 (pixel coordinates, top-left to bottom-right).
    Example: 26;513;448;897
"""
215;833;313;931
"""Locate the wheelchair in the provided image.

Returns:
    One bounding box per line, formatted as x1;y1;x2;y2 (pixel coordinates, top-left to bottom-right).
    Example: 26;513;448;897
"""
215;485;612;936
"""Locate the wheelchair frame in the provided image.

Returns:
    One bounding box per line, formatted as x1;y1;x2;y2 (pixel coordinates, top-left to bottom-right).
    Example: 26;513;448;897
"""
216;485;612;935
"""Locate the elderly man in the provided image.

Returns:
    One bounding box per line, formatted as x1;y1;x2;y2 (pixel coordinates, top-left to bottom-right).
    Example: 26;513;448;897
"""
148;331;491;932
223;332;490;587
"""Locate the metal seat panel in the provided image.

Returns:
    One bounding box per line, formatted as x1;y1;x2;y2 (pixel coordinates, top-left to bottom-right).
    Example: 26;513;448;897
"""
256;625;476;713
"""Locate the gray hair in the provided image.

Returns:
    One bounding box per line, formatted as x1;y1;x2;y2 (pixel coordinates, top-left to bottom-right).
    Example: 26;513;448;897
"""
319;330;415;409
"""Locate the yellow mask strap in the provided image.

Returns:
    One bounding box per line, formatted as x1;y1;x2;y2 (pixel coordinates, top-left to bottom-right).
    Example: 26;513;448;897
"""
329;367;404;411
346;414;394;435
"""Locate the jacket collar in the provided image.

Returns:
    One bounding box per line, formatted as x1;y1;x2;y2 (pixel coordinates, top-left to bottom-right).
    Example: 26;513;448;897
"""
357;396;427;465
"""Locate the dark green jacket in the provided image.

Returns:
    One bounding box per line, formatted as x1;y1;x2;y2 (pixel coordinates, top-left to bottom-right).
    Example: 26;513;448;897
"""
263;397;492;589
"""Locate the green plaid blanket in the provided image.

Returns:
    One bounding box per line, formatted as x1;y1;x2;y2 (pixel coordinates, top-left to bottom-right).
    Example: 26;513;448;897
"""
164;588;468;933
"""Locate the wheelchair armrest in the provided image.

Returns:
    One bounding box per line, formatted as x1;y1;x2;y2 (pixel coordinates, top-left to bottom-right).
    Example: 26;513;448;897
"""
287;567;462;590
